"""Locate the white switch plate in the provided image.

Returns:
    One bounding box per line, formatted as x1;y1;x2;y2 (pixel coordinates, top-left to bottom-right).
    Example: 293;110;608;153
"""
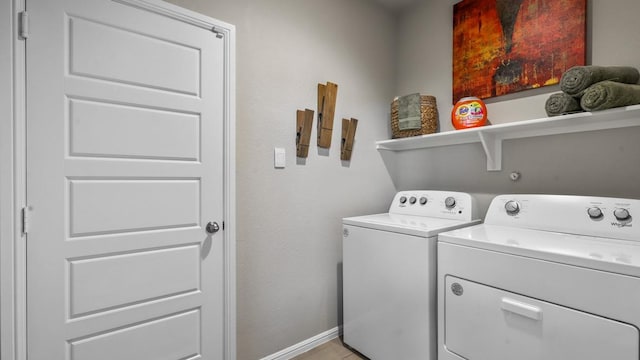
274;148;286;168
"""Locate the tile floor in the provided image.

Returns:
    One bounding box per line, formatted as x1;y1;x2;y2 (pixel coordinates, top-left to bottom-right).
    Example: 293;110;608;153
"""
291;337;368;360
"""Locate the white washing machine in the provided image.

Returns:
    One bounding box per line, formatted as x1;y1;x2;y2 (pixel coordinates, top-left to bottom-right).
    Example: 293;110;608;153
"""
438;194;640;360
343;190;480;360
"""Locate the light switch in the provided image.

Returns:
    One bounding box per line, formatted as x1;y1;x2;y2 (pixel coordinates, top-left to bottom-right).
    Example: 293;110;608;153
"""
274;147;286;168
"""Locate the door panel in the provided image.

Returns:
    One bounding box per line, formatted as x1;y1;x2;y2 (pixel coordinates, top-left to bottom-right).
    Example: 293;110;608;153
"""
69;245;200;317
69;179;200;236
26;0;224;358
69;98;201;161
69;16;201;95
69;309;201;360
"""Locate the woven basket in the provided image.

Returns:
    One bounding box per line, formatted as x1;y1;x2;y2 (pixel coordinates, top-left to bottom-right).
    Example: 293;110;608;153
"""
390;95;439;138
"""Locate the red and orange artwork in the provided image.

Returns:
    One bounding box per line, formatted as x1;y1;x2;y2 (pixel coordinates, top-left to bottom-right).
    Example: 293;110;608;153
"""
452;0;586;103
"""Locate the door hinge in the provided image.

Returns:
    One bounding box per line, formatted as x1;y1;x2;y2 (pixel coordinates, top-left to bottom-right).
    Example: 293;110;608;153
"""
211;26;224;39
21;206;31;235
19;11;29;39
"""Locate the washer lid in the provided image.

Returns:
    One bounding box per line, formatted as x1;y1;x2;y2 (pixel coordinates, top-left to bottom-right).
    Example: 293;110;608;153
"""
343;213;481;237
439;224;640;277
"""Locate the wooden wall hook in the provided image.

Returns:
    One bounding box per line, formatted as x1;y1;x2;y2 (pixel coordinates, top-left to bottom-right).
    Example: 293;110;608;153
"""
296;109;314;158
341;117;358;161
317;82;338;148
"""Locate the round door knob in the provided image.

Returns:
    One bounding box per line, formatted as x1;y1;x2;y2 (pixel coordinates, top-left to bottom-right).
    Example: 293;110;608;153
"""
445;197;456;208
206;221;220;234
505;200;520;215
614;208;631;221
587;207;603;219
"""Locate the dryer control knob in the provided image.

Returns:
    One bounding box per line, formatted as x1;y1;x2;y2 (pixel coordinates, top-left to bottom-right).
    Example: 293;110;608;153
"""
614;208;631;221
505;200;520;215
419;197;428;205
587;207;603;219
445;197;456;208
399;196;407;204
409;196;417;205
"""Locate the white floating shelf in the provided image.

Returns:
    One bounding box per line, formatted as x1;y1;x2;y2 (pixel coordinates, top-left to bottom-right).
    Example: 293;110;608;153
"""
376;104;640;171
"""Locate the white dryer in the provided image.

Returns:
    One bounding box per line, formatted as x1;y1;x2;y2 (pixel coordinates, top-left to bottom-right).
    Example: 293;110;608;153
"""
438;194;640;360
343;190;480;360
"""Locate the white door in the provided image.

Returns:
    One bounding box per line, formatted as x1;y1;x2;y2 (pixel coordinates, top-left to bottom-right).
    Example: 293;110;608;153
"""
26;0;226;359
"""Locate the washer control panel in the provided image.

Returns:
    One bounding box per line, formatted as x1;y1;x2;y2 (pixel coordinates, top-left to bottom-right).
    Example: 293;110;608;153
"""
390;190;478;221
486;194;639;242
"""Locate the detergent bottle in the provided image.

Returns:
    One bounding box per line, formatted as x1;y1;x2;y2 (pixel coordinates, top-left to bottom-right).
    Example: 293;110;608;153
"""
451;97;488;130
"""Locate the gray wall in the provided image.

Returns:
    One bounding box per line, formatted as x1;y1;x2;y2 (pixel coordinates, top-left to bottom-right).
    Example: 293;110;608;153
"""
392;0;640;214
165;1;397;359
169;0;640;359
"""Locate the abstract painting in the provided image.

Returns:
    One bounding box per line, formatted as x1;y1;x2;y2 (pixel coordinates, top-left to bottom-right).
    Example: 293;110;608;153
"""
452;0;586;102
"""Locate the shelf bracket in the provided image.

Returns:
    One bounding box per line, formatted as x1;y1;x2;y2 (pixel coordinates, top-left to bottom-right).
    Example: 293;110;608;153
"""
478;131;502;171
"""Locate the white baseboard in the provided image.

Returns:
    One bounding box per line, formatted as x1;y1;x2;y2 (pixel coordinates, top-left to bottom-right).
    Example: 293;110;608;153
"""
260;326;342;360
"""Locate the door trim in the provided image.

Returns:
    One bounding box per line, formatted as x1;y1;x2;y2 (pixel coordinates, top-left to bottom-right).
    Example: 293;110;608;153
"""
0;1;236;359
1;1;27;359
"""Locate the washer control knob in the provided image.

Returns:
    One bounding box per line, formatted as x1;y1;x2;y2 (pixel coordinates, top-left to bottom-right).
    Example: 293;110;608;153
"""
505;200;521;215
445;197;456;208
399;196;407;204
409;196;417;205
587;207;603;219
614;208;631;221
419;197;428;205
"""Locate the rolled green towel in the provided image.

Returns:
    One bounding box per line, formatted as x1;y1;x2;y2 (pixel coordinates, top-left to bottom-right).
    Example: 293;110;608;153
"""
580;80;640;111
545;92;583;116
560;66;639;97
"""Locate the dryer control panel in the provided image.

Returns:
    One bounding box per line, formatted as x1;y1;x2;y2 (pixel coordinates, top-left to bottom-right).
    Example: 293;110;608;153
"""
389;190;478;221
485;194;640;242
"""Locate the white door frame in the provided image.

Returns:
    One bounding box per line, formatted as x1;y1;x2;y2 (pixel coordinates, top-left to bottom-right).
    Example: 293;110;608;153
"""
0;1;236;359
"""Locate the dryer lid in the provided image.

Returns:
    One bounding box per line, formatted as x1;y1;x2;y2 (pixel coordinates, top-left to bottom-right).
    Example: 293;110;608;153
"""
343;213;480;237
439;224;640;278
